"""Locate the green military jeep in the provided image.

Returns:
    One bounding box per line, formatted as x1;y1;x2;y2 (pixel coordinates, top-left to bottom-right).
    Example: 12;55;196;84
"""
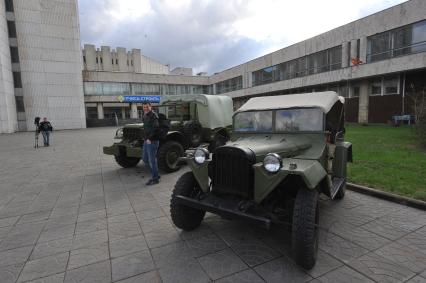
103;94;233;173
170;91;352;269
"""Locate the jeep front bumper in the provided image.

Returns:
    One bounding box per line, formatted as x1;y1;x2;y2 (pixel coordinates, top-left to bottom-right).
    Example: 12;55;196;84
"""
102;144;142;158
175;193;272;229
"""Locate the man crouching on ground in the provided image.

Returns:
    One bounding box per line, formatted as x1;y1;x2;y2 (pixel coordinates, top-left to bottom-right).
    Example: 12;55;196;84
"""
142;102;160;185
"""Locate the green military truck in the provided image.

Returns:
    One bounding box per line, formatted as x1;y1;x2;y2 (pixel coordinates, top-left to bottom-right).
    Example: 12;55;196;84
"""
170;91;352;269
103;94;233;172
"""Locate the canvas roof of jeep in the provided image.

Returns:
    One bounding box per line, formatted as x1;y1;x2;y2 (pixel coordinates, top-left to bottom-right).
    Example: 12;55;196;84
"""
160;94;233;129
236;91;344;114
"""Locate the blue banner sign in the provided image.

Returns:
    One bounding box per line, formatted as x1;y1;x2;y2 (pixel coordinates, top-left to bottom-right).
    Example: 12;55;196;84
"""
118;95;161;103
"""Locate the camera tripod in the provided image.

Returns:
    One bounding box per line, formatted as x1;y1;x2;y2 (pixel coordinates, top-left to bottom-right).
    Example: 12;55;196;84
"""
34;127;40;148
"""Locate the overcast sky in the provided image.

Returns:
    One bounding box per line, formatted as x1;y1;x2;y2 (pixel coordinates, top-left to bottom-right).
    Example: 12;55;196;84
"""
78;0;407;74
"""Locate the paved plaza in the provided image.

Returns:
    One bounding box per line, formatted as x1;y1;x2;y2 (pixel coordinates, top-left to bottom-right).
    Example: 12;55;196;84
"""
0;128;425;283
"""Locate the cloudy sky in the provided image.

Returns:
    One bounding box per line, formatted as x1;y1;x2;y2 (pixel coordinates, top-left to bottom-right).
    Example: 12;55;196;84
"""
78;0;407;74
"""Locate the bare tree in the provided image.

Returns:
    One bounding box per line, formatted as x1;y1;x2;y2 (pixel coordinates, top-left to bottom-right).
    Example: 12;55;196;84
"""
409;83;426;147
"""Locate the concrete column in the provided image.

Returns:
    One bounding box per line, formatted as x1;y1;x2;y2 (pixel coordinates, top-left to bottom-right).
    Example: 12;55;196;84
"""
358;80;369;124
130;103;138;119
212;84;216;95
127;52;134;72
350;39;357;66
117;47;128;71
341;42;349;68
132;49;142;73
248;72;253;87
101;46;112;71
84;44;96;71
121;107;126;119
97;103;104;119
359;36;367;64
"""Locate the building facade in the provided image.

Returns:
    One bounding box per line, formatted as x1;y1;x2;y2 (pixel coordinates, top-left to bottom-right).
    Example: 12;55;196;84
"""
83;0;426;125
0;0;85;133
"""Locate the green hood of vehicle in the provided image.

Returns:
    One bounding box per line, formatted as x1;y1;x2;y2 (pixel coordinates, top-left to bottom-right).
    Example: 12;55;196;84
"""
227;133;325;162
122;120;182;129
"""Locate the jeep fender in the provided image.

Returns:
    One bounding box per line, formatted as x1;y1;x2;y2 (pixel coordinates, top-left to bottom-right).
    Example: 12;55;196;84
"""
163;131;189;149
254;159;327;203
181;158;210;193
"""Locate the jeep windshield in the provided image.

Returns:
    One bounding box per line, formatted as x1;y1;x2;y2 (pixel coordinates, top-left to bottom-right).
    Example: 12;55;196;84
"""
234;108;324;132
155;102;192;121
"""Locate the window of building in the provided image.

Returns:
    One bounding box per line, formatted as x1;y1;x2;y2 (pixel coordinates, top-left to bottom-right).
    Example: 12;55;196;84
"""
352;86;360;97
132;83;161;95
7;21;17;38
102;82;130;95
384;76;399;95
111;59;114;65
100;57;103;64
131;60;133;66
127;60;129;66
13;72;22;88
15;96;25;112
370;80;382;95
116;59;118;64
356;39;360;59
347;41;351;66
95;57;98;64
10;47;19;63
329;46;342;70
104;107;122;119
308;50;329;74
5;0;14;12
83;56;86;64
86;107;98;119
215;76;243;94
367;20;426;63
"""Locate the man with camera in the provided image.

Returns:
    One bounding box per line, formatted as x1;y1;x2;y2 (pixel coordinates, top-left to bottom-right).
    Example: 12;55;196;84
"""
38;117;53;146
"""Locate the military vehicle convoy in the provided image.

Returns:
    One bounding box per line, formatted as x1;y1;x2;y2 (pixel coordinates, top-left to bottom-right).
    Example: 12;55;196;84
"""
170;91;352;269
103;94;233;172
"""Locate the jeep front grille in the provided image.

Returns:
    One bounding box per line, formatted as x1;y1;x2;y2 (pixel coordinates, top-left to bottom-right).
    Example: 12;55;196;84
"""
210;146;256;199
123;128;143;140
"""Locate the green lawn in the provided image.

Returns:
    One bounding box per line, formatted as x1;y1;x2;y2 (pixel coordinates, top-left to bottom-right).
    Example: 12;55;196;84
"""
346;124;426;201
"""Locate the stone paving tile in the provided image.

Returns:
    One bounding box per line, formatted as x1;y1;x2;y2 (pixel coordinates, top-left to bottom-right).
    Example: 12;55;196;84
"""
77;209;106;223
347;252;415;283
361;218;412;240
115;270;162;283
0;225;12;240
0;245;33;267
31;237;73;260
178;223;213;240
185;233;227;258
198;248;248;280
44;214;78;230
157;259;210;283
397;230;426;254
0;222;45;251
151;241;196;267
67;242;109;270
72;229;108;250
0;216;20;228
0;263;24;283
330;225;392;251
38;223;76;243
17;252;69;282
144;226;182;248
27;273;65;283
111;250;155;282
316;265;375;283
17;211;51;225
215;268;264;283
305;250;343;278
374;242;426;273
406;276;426;283
254;256;312;283
109;234;148;258
75;218;107;235
231;238;282;267
64;260;111;283
318;230;369;262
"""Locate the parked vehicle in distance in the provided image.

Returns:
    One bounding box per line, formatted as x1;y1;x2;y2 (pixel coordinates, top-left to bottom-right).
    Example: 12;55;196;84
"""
170;91;352;269
103;94;233;172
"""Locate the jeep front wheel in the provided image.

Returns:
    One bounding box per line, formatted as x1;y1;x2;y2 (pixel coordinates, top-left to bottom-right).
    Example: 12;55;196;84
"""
171;172;206;231
158;141;184;173
292;188;319;270
114;155;140;168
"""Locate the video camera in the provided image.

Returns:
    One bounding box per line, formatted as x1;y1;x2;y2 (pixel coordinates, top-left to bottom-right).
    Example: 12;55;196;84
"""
34;116;40;126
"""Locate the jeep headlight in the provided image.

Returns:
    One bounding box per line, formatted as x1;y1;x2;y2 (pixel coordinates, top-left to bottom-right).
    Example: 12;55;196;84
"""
263;153;282;173
194;148;209;164
115;128;123;139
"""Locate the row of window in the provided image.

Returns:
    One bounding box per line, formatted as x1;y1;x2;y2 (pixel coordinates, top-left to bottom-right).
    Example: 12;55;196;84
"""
83;56;134;67
252;46;342;87
367;20;426;63
83;82;208;96
215;76;243;94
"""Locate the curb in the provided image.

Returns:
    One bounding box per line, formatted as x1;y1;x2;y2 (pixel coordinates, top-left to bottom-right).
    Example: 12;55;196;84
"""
347;182;426;211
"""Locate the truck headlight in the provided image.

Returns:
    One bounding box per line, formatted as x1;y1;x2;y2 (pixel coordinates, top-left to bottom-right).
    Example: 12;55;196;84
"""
115;128;123;139
263;153;282;173
194;148;209;164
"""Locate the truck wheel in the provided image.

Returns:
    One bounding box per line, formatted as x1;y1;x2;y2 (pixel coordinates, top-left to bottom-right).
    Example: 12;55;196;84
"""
183;121;203;147
114;155;140;168
158;141;184;173
171;172;206;231
292;188;319;270
334;183;346;200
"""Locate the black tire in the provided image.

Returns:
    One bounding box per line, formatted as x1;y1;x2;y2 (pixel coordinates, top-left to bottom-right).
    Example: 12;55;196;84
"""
157;141;184;173
292;188;319;270
183;121;203;147
114;155;140;168
334;183;346;200
171;172;206;231
208;134;227;152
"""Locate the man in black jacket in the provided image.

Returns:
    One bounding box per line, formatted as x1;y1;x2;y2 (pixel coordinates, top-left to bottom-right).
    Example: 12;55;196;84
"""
142;102;160;185
38;117;53;146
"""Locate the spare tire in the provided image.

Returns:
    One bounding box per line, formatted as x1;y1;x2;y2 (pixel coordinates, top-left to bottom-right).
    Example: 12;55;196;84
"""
183;121;203;147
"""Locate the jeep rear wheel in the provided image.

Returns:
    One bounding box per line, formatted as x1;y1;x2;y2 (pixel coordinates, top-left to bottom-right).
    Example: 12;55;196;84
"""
158;141;184;173
114;155;140;168
171;172;206;231
292;188;319;270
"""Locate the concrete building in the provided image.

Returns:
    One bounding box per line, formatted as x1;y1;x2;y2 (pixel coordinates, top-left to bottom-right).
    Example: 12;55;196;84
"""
0;0;85;133
83;0;426;125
